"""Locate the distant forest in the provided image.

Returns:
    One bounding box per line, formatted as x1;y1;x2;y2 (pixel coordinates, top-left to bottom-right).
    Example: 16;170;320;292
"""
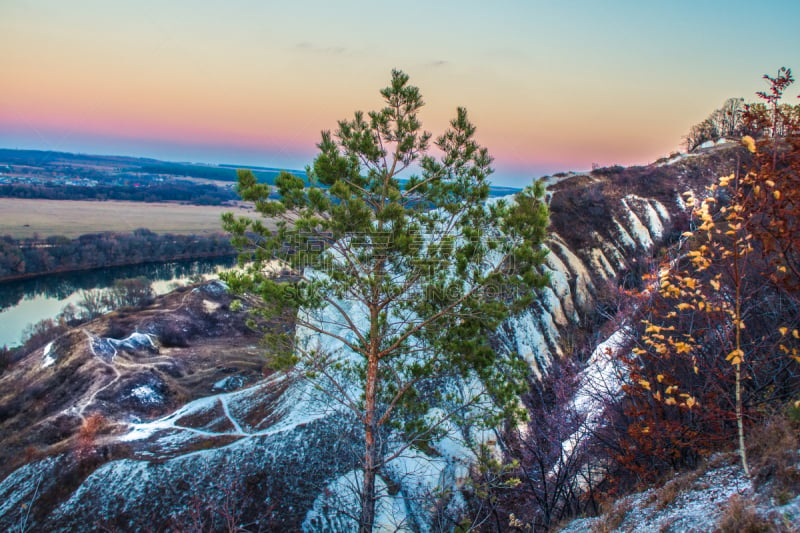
0;149;297;205
0;181;238;205
0;230;235;281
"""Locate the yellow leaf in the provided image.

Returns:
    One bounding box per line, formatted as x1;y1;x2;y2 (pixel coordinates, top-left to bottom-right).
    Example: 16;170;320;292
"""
765;179;776;187
638;379;651;391
709;279;720;291
774;190;782;200
742;136;757;153
657;374;665;383
677;303;693;312
779;327;789;336
694;365;699;374
794;330;799;339
682;231;694;237
665;397;678;406
778;265;787;273
726;349;744;365
698;301;706;311
685;396;697;409
665;385;678;395
675;342;692;354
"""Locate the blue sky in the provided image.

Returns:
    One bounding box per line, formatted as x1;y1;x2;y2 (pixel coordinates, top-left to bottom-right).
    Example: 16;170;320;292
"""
2;0;799;186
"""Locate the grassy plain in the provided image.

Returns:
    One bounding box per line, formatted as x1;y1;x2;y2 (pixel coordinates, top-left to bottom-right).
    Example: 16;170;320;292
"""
0;199;265;238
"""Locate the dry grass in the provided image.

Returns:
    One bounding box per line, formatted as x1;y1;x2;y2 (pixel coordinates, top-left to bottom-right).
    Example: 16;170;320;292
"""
715;495;773;533
591;498;632;533
748;414;800;501
648;467;704;511
0;199;270;238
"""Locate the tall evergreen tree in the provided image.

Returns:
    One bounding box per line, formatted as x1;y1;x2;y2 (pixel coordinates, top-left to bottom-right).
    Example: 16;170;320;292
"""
222;69;550;531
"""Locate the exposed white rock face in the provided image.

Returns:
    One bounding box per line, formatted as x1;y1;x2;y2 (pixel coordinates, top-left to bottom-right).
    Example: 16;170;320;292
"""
41;341;56;368
0;176;682;532
490;191;671;381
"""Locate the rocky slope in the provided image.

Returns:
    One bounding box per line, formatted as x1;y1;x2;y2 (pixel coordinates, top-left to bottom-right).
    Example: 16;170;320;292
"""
558;453;800;533
0;145;746;531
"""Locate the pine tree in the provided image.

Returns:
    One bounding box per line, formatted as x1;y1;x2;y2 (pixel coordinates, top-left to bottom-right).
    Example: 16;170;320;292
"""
222;69;550;531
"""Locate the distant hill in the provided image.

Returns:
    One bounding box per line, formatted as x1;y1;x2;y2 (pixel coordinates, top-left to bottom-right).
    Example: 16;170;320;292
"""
0;148;520;197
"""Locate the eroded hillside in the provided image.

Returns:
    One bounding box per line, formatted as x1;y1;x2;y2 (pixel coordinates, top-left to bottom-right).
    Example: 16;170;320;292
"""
0;144;747;531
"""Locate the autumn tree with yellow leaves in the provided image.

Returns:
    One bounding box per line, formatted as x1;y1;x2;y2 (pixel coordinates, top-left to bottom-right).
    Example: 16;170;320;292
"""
611;132;800;483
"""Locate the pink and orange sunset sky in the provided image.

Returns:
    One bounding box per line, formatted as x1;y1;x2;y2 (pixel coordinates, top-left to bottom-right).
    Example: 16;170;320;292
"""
2;0;799;186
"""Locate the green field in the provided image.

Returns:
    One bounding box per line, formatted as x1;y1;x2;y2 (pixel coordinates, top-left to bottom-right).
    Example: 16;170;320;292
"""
0;199;267;238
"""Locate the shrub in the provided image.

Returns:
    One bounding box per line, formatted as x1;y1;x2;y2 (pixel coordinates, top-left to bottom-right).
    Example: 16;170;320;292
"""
716;495;772;533
748;415;800;499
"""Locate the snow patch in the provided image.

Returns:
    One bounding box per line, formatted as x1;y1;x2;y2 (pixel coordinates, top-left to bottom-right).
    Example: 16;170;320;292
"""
621;195;666;242
303;470;410;532
41;341;56;368
542;248;579;323
589;247;616;281
212;375;245;392
548;238;594;311
110;332;158;354
612;218;638;251
619;198;654;249
558;325;632;465
193;279;228;296
650;199;671;224
656;153;690;166
202;299;220;314
129;385;163;406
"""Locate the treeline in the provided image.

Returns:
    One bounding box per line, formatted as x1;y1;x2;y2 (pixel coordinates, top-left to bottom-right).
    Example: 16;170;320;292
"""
686;68;799;151
138;163;288;184
0;181;237;205
0;229;235;281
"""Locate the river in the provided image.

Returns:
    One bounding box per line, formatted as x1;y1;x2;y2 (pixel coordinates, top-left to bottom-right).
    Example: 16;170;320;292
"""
0;257;236;348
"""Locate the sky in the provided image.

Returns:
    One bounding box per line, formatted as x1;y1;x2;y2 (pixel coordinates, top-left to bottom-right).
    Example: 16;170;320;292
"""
1;1;799;187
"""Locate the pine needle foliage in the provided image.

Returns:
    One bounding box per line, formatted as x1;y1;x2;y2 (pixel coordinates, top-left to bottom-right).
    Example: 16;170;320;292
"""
222;70;550;531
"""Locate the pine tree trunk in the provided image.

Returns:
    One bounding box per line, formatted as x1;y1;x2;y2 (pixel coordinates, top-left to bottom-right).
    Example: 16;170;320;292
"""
359;343;380;533
359;452;377;533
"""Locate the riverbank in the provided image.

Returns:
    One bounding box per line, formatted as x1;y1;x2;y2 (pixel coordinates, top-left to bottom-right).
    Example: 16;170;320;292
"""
0;251;236;284
0;256;237;347
0;230;237;281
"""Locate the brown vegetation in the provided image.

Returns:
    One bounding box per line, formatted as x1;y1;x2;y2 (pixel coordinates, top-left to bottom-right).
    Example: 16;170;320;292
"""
0;198;266;239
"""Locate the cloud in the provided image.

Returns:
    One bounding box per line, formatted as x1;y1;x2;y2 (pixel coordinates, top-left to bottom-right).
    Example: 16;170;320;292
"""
294;41;347;56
